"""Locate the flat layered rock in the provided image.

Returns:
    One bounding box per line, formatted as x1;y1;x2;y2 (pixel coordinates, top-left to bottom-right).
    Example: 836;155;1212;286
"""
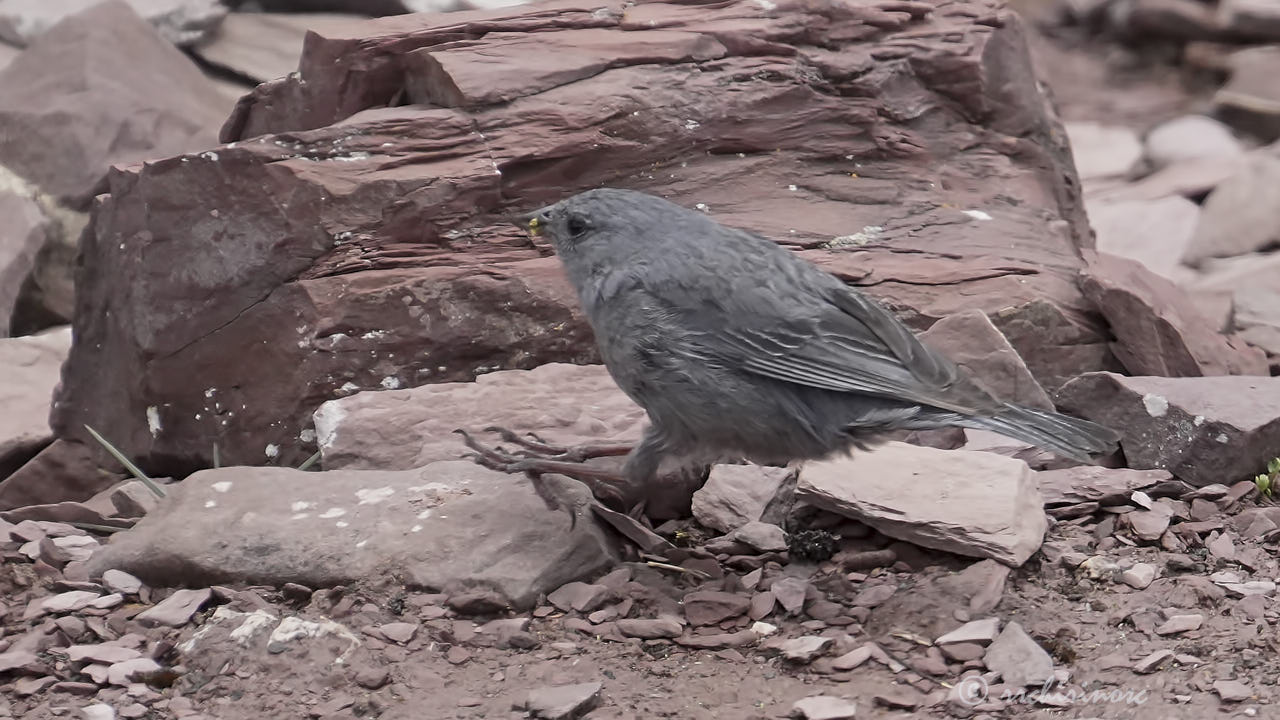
1057;373;1280;486
56;0;1111;474
797;442;1047;566
88;462;617;609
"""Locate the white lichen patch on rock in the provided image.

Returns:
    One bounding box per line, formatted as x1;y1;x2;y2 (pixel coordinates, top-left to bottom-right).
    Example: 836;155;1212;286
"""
146;406;162;436
355;487;394;505
211;481;233;493
1142;394;1169;417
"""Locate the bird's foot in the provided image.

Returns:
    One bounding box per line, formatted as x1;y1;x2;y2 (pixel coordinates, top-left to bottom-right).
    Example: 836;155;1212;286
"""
454;428;634;514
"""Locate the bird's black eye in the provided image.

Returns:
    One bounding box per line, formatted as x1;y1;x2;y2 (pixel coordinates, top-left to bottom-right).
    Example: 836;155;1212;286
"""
566;214;589;238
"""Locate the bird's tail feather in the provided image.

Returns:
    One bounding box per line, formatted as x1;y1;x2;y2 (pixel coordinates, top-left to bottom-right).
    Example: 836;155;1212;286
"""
962;404;1121;464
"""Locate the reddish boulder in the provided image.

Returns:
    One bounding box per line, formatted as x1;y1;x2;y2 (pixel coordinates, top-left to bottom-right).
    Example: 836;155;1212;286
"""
0;0;228;210
58;0;1112;473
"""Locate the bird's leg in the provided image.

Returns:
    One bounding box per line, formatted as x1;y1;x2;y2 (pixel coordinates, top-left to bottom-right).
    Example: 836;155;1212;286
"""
454;428;632;511
481;426;633;462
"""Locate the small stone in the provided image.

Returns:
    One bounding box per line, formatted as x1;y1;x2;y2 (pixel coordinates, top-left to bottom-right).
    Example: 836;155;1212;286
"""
14;676;57;696
1213;679;1253;702
1133;649;1174;674
748;591;775;621
66;645;143;664
80;704;115;720
791;695;858;720
770;577;808;615
983;621;1054;687
353;665;389;689
135;588;211;627
378;622;418;644
106;658;161;686
750;621;778;637
682;591;750;626
1120;563;1157;589
852;584;895;608
874;686;923;710
1154;614;1204;635
936;618;1000;645
446;646;471;665
90;594;123;610
41;590;100;613
1207;533;1237;561
674;629;758;649
547;582;611;614
728;522;788;553
940;642;985;662
118;705;148;719
616;617;681;639
777;636;833;663
831;645;874;671
1128;510;1171;541
52;681;99;695
523;681;602;719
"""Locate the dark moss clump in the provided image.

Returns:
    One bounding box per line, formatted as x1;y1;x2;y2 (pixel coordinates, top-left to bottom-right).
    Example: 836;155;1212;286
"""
788;529;839;562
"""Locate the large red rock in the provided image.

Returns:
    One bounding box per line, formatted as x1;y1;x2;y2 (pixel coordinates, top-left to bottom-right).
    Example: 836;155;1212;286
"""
57;0;1113;474
0;0;228;210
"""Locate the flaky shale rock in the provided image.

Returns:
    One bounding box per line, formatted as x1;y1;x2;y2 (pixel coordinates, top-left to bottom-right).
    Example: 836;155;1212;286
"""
88;461;617;608
1056;373;1280;486
796;442;1047;566
57;0;1111;475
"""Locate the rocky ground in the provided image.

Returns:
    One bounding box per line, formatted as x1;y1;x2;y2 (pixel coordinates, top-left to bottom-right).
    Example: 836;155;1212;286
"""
2;0;1280;719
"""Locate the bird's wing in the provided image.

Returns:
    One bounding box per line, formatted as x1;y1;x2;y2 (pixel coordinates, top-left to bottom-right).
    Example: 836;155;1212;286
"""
647;250;992;415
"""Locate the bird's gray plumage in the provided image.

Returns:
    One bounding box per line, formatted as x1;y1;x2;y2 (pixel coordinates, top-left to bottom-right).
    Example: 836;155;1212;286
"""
518;188;1119;486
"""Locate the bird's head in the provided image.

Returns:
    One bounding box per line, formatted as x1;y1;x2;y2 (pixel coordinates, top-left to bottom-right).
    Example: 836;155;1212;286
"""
511;188;692;271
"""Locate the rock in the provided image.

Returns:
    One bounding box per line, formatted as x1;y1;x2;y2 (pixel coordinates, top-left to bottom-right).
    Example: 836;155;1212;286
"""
353;664;390;689
65;644;143;664
1134;649;1175;674
0;0;225;47
1212;679;1253;702
616;617;681;640
41;590;100;613
1128;508;1173;541
936;618;1001;646
940;642;985;662
674;629;758;649
1089;153;1246;204
1079;251;1266;377
770;577;808;616
1207;532;1237;560
831;645;874;671
791;695;859;720
0;177;48;335
1120;563;1158;589
873;687;923;710
109;480;160;518
918;309;1054;410
682;591;750;626
0;1;227;210
523;681;602;720
547;582;611;614
748;591;776;621
728;522;788;554
60;0;1115;475
135;587;211;627
1056;373;1280;486
691;464;794;534
851;584;896;608
1144;115;1243;170
1183;153;1280;265
106;657;161;686
1155;614;1203;635
1065;122;1142;182
942;559;1011;615
87;462;616;610
79;704;115;720
776;636;833;663
0;328;71;483
1215;46;1280;142
983;621;1054;687
1036;466;1169;508
191;12;366;84
379;622;418;644
0;649;43;674
1084;196;1199;281
797;442;1046;566
0;439;119;512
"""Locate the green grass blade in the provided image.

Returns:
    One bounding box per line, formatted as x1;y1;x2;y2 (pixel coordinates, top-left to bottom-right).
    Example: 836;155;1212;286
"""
83;424;166;499
297;450;322;472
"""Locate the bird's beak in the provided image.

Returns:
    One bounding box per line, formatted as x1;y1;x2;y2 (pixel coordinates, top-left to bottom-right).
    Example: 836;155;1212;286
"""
511;206;554;237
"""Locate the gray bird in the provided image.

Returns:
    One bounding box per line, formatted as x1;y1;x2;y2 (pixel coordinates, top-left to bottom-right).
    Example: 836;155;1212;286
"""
479;188;1118;506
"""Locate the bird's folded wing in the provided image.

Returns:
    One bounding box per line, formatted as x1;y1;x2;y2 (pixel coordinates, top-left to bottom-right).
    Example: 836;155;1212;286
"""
665;284;988;415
